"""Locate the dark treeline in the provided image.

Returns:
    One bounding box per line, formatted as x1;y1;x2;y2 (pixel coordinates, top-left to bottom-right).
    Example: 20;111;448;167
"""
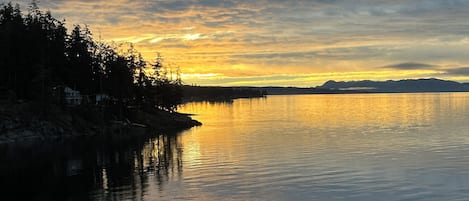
0;2;182;117
182;85;266;102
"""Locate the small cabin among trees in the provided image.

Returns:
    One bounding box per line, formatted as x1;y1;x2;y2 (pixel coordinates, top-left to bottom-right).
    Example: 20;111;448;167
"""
63;87;82;106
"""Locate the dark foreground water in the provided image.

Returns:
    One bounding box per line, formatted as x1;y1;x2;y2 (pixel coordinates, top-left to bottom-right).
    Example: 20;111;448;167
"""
2;93;469;200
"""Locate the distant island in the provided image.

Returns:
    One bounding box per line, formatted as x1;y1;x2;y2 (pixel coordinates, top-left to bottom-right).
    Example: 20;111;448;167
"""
317;78;469;93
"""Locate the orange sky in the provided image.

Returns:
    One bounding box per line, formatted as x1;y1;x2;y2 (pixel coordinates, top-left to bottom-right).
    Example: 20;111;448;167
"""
11;0;469;86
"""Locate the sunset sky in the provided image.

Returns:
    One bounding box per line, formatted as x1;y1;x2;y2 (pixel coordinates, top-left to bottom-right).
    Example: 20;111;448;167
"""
9;0;469;86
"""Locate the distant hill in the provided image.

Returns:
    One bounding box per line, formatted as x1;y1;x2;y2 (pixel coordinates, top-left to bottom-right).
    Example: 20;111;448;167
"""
317;78;469;93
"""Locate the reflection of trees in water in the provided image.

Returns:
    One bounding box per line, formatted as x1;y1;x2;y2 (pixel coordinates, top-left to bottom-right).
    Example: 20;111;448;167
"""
0;130;184;201
92;132;184;200
137;134;183;182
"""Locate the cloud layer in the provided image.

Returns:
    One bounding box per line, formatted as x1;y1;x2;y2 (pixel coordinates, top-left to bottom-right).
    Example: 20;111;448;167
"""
382;63;437;70
8;0;469;86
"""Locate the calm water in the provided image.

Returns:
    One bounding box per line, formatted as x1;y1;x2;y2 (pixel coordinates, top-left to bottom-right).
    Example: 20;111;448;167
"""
2;93;469;200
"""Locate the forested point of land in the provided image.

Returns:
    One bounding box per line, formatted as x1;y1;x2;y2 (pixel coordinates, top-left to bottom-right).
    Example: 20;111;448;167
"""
0;2;199;142
182;85;267;102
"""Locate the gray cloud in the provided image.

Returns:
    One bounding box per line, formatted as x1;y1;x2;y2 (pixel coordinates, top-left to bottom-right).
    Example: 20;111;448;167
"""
445;67;469;76
383;62;437;70
19;0;469;39
230;46;393;61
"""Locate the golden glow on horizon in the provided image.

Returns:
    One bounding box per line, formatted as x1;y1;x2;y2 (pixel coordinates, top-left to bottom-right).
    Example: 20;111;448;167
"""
181;73;219;79
180;70;449;87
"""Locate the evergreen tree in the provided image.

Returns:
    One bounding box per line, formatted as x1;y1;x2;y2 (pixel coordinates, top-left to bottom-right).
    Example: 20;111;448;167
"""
0;3;26;98
126;46;147;107
24;2;67;101
149;53;183;112
66;25;95;96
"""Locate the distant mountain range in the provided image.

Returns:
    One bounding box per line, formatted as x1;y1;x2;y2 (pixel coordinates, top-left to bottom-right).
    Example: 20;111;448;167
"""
255;78;469;95
317;78;469;93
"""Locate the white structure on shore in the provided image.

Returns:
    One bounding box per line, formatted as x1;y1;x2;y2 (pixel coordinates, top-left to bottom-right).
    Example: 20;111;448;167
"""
64;87;82;106
95;93;109;105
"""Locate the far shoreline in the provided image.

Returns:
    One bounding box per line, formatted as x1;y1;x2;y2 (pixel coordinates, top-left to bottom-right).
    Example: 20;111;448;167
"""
263;90;469;96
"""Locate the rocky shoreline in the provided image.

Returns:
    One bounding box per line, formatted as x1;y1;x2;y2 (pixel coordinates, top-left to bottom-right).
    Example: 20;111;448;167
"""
0;102;201;144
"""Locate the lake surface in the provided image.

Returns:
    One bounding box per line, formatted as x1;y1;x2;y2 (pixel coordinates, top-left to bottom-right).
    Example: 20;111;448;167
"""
2;93;469;200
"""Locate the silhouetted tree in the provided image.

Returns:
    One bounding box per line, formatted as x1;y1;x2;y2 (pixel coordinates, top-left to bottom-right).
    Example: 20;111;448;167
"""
66;25;96;97
24;2;67;102
0;3;26;98
126;46;147;107
150;54;183;112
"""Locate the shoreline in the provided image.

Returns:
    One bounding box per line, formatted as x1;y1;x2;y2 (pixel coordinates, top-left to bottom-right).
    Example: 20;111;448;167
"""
0;102;201;145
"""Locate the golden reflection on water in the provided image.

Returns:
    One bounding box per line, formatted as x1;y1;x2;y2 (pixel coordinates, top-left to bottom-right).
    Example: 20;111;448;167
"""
178;93;469;163
181;93;469;128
